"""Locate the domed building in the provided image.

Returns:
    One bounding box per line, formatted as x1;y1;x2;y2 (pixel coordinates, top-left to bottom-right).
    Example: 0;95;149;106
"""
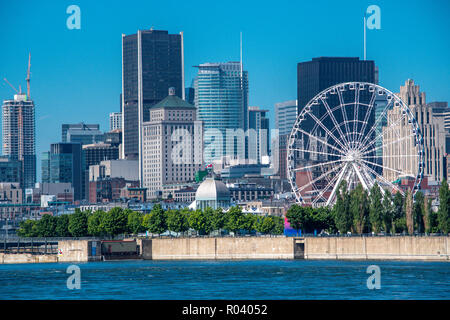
194;177;231;210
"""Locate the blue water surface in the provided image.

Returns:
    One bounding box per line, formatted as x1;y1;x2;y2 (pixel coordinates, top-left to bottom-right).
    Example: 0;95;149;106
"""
0;260;448;300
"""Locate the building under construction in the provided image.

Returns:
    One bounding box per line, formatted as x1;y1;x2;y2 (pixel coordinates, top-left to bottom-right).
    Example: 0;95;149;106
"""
1;54;36;189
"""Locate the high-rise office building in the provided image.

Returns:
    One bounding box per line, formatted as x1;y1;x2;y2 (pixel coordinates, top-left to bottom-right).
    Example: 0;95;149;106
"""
297;57;376;113
122;29;184;170
62;123;104;145
294;57;377;172
274;100;297;179
2;93;36;189
275;100;297;137
248;106;269;164
185;87;195;105
142;88;203;199
42;143;83;201
428;102;450;133
82;143;120;169
109;112;122;131
194;62;248;164
392;80;446;182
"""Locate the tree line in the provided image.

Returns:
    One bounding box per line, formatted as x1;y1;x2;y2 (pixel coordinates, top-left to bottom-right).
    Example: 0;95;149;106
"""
16;205;284;238
287;180;450;235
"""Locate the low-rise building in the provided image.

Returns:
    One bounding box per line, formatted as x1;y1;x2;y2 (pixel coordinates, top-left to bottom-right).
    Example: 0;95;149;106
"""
240;200;288;217
120;186;147;202
89;177;137;203
174;187;197;203
31;182;74;204
226;182;274;202
0;182;23;204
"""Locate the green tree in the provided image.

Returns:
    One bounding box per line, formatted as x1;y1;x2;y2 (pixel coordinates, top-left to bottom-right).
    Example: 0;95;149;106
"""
55;214;71;237
404;190;414;234
394;216;407;233
428;206;439;233
127;210;145;235
423;195;431;233
68;209;89;237
188;209;212;235
17;219;38;237
242;213;257;234
286;204;306;235
393;192;405;233
256;216;276;234
351;184;369;234
209;208;226;232
333;181;352;233
166;209;189;234
272;216;285;235
369;183;383;233
312;206;335;234
102;207;128;236
437;179;450;234
143;204;167;235
224;206;246;235
35;214;57;237
88;210;106;237
381;190;395;234
413;191;425;233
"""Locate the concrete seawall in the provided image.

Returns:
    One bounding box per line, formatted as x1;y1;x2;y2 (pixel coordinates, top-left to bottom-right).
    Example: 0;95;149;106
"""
150;237;295;260
0;237;448;263
305;236;450;261
148;236;449;261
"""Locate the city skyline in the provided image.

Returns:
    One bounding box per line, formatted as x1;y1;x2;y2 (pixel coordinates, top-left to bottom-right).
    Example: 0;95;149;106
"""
1;0;450;182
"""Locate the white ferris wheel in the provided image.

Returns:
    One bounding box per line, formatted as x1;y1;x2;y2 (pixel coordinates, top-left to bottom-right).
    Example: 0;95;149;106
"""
287;82;425;207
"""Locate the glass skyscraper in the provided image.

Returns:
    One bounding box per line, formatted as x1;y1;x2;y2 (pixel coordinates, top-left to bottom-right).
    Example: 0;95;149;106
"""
248;106;269;164
297;57;376;113
122;29;184;162
42;143;83;200
194;62;248;164
275;100;298;136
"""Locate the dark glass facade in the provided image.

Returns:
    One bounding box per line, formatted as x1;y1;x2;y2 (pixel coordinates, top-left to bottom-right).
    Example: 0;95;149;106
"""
62;123;101;143
0;156;22;183
42;143;83;200
297;57;376;113
296;57;377;144
122;29;183;159
82;144;119;169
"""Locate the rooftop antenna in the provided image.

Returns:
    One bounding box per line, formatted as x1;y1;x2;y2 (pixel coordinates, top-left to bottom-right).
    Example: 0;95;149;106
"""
26;53;31;98
240;31;243;75
363;16;366;60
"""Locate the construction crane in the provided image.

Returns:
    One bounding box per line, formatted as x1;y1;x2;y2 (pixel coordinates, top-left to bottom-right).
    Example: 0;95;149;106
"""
3;77;19;94
26;53;31;98
3;53;31;97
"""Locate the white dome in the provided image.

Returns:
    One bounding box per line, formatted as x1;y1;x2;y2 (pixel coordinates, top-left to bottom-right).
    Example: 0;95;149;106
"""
195;177;230;201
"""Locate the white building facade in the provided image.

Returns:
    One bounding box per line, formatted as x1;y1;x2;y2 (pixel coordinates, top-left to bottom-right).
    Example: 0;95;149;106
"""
142;89;203;199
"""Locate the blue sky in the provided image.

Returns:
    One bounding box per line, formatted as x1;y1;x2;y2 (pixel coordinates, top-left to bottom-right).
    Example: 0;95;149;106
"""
1;0;449;180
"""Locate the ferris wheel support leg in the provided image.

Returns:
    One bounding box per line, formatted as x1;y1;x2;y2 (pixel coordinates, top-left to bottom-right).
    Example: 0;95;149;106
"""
352;162;370;191
326;163;349;206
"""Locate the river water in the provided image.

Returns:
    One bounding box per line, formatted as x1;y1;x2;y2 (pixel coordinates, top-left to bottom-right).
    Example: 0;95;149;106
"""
0;260;448;299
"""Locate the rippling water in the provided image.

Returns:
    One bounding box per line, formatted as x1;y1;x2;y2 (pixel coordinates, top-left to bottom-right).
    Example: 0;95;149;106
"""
0;260;448;299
